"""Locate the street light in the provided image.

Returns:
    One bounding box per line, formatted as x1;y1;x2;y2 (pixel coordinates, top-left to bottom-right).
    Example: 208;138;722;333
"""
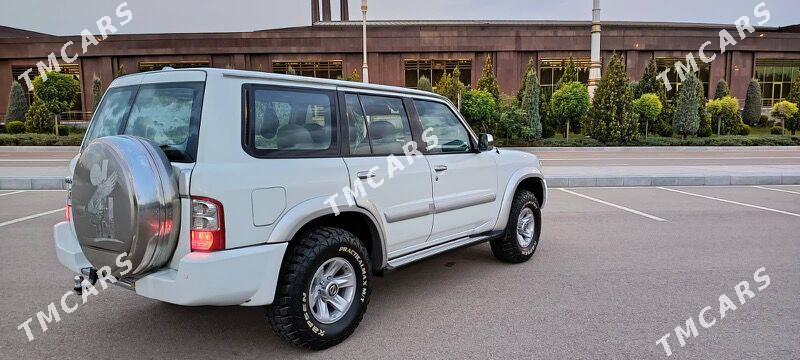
361;0;369;83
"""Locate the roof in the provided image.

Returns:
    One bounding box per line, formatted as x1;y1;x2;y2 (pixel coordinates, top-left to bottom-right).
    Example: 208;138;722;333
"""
0;25;51;38
311;19;781;31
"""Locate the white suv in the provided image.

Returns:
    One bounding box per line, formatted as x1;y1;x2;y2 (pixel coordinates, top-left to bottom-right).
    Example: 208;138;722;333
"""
54;68;547;349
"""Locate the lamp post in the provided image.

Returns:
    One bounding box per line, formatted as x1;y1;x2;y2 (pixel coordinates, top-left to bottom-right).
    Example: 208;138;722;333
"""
588;0;602;99
361;0;369;83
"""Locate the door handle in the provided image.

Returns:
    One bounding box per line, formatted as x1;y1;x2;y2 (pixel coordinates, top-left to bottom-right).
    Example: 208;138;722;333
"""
434;165;448;172
357;170;376;180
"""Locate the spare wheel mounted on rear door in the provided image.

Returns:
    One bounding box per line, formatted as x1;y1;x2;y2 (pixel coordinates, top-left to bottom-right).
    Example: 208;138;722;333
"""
72;135;181;277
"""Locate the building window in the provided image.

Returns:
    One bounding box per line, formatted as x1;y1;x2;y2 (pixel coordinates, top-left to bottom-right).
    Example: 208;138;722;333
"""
404;59;472;89
272;61;343;79
138;61;210;72
539;58;591;99
655;58;710;100
11;64;84;120
755;60;800;108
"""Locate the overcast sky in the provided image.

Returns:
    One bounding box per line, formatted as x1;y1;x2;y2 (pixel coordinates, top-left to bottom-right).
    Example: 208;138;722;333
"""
1;0;797;35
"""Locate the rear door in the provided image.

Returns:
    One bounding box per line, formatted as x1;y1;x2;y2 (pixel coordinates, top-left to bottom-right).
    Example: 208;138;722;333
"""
340;92;434;257
410;99;499;244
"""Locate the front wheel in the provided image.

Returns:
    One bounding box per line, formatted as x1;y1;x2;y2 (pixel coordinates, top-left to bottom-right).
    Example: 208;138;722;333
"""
266;227;371;350
490;189;541;263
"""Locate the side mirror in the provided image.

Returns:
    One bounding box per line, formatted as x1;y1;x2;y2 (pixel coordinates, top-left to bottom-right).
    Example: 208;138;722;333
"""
478;133;494;152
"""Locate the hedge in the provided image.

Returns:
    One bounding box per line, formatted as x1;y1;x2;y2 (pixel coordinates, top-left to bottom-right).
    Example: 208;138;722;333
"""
0;134;83;146
504;135;800;147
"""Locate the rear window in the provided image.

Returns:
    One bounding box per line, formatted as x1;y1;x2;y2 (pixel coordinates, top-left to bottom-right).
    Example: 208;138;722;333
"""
243;85;339;158
83;82;205;162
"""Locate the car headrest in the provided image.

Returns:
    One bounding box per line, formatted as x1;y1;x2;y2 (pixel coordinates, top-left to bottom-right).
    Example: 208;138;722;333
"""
304;123;325;144
258;106;279;139
276;124;312;150
369;121;396;141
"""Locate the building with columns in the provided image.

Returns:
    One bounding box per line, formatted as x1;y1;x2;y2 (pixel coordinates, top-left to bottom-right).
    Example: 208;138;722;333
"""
0;1;799;121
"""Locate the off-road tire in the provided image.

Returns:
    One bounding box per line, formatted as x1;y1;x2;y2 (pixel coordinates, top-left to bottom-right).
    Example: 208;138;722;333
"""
490;189;541;263
266;227;372;350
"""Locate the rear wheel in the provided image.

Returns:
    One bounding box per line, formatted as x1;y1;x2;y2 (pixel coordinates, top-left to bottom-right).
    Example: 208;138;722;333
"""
491;189;541;263
266;227;371;350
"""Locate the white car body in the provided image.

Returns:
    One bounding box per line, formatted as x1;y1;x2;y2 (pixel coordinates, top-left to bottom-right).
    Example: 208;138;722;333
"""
54;68;547;307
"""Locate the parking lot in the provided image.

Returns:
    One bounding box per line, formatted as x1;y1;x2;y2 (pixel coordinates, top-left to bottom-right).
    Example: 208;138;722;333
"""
1;186;798;359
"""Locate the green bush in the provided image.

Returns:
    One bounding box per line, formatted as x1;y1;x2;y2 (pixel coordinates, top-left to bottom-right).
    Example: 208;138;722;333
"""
476;55;500;101
6;120;26;134
586;53;637;143
673;73;701;138
632;93;662;137
434;68;466;105
508;134;800;147
758;115;772;128
738;124;752;136
743;80;762;125
0;133;83;146
771;126;784;135
706;96;745;135
520;66;542;139
551;82;589;140
32;71;80;116
417;76;433;92
25;98;54;133
57;125;69;136
460;90;497;134
771;100;799;135
5;82;29;122
713;79;731;100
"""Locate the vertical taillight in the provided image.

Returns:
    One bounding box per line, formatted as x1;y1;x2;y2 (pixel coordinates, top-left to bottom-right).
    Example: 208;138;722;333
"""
190;197;225;252
65;190;72;221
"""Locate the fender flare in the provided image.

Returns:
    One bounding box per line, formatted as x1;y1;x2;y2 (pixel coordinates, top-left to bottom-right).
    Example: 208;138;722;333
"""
266;196;388;267
492;167;547;232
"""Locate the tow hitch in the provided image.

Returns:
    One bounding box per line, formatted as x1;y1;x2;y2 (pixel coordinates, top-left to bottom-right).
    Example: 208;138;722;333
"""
73;268;98;296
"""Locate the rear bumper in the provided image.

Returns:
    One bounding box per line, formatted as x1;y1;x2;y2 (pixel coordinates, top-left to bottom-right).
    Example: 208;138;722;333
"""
53;221;288;307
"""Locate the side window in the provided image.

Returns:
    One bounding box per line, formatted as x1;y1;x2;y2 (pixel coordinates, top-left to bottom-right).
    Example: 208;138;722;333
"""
413;100;471;153
247;86;337;156
359;95;413;155
345;94;371;155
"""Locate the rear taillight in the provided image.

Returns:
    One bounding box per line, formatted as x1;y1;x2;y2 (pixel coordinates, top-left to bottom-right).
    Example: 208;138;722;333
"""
190;197;225;252
65;191;72;221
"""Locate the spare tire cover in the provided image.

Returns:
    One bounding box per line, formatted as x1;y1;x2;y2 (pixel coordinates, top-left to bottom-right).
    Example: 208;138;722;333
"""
72;135;180;277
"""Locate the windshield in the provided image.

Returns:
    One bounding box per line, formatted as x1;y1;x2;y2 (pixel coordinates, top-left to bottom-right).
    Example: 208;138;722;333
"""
83;82;205;162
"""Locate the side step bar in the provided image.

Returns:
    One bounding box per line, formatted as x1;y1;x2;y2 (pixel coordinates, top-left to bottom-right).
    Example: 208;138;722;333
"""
386;231;504;270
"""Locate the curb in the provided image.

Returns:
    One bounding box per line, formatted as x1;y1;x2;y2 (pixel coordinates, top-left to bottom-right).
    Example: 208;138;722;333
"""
2;175;799;190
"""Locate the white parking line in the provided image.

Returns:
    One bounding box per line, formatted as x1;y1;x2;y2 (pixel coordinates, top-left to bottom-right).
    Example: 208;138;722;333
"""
752;186;800;196
558;188;668;222
0;190;27;197
658;187;800;218
0;208;64;228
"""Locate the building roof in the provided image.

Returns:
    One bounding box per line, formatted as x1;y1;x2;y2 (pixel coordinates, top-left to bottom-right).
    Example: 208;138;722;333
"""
310;19;781;31
0;25;51;38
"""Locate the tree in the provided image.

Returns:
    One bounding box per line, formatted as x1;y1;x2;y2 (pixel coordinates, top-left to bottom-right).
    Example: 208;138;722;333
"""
343;69;361;82
31;71;80;117
91;77;103;112
696;78;712;137
632;93;662;138
586;53;637;143
743;79;762;125
707;96;745;135
555;57;578;90
714;79;731;99
116;64;126;78
495;99;531;144
673;73;701;138
771;100;799;135
25;98;54;133
539;87;556;138
550;82;589;140
638;58;662;97
787;73;800;105
5;82;29;122
434;68;466;105
477;55;501;101
520;66;542;139
417;76;433;92
460;90;497;134
517;58;535;103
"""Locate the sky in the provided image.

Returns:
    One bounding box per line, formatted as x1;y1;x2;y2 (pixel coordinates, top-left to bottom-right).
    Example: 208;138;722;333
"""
0;0;797;35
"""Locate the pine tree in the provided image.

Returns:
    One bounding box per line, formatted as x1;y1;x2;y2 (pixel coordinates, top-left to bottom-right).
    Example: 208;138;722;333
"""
435;68;465;105
91;78;103;112
555;58;578;91
116;64;126;78
521;68;542;139
517;58;535;103
586;53;637;143
743;79;762;125
477;55;501;101
696;78;712;137
714;79;731;99
673;74;701;138
5;82;29;121
286;65;297;76
417;76;433;92
638;58;662;96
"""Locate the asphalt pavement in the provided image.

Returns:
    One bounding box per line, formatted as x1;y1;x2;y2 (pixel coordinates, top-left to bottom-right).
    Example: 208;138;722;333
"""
1;186;798;359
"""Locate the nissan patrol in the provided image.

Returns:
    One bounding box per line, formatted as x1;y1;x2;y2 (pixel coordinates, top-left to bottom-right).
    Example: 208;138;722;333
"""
54;68;547;349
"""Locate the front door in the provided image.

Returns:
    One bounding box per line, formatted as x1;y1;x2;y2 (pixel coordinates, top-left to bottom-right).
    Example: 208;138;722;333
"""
411;99;499;243
341;93;434;256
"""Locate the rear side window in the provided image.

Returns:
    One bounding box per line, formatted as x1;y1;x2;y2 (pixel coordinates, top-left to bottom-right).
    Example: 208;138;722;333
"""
347;95;413;156
244;85;338;157
83;82;205;162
